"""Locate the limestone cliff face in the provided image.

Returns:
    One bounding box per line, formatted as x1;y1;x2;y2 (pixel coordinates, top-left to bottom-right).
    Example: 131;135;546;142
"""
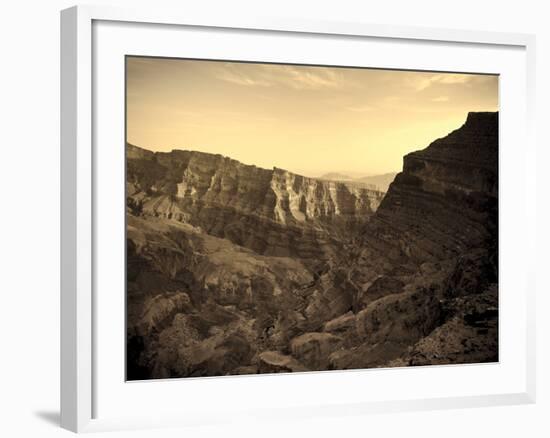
364;112;498;263
127;145;384;258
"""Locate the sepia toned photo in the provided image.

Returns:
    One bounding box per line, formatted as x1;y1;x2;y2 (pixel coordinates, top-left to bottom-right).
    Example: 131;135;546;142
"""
125;56;498;380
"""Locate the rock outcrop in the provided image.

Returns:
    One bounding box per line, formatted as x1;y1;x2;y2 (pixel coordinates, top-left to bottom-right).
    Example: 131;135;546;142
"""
364;112;498;263
290;332;342;370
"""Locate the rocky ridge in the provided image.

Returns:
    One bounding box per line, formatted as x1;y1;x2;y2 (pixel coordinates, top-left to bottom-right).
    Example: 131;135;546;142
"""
127;145;385;259
365;111;498;262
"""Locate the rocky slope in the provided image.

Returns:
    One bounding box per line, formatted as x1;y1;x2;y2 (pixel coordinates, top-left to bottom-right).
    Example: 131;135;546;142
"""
127;112;499;379
329;112;499;367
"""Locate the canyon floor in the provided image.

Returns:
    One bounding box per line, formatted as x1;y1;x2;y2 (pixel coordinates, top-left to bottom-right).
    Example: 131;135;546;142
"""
126;112;499;380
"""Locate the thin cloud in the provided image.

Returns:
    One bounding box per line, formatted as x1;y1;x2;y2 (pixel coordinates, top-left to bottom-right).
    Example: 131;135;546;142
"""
279;66;342;90
432;96;450;102
215;68;272;87
412;74;474;91
215;64;345;90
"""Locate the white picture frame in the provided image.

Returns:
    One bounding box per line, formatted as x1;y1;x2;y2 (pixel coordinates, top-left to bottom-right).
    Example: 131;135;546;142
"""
60;4;537;433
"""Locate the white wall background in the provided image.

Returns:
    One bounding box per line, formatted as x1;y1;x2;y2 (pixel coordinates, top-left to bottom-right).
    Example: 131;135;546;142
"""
0;0;546;436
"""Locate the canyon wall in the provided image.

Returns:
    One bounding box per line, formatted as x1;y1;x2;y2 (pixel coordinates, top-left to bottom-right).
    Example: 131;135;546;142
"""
127;145;385;258
126;112;499;379
364;112;498;263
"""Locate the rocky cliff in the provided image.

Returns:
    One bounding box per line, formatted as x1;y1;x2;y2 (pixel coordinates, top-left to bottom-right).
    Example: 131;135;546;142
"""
127;112;499;379
364;111;498;263
331;112;499;367
127;145;384;259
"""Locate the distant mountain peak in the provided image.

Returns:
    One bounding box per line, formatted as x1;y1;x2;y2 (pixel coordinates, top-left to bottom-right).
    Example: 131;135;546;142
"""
319;172;355;181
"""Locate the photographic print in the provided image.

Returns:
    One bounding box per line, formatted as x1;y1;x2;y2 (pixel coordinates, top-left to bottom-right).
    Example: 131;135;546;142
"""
125;57;498;380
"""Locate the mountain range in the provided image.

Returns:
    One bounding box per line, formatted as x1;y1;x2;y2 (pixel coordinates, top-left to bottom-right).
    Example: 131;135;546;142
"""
319;171;398;192
126;112;498;379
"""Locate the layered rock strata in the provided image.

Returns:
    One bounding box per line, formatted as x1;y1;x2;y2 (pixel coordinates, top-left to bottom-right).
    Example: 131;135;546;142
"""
127;145;385;259
127;112;499;379
364;112;498;263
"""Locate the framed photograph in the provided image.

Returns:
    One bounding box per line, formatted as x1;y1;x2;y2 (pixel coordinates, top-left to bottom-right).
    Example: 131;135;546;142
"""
61;5;536;433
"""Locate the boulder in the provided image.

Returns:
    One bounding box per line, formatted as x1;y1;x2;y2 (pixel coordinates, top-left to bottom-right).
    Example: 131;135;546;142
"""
290;332;342;369
323;312;356;333
257;351;308;373
355;289;442;345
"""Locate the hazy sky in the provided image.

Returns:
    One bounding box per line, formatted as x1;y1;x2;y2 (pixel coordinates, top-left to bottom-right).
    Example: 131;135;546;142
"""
126;57;498;177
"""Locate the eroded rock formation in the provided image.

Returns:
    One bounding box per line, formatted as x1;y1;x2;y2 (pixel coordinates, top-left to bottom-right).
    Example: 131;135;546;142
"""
127;145;385;259
127;112;499;379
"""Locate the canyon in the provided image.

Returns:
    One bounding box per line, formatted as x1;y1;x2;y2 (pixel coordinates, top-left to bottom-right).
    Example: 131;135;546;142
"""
126;112;498;379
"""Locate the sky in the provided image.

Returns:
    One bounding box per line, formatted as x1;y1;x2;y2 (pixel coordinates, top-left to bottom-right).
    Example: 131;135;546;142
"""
126;56;498;177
